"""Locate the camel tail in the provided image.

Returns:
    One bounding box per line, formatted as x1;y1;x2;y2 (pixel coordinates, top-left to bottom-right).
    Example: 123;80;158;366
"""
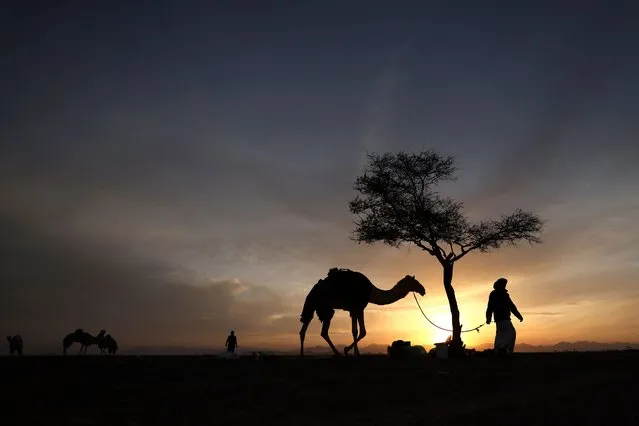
300;283;320;324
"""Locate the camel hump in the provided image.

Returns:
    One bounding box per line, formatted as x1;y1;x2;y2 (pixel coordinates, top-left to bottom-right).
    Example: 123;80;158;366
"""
328;267;355;276
327;268;369;283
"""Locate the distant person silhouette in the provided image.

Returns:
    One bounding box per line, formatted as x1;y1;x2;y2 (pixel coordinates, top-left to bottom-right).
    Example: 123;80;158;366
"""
225;330;238;353
486;278;523;355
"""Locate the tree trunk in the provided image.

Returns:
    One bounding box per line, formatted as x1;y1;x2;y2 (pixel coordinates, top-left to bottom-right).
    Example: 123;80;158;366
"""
442;261;464;357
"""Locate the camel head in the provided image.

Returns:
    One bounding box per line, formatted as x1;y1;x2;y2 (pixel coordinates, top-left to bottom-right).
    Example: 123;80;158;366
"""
6;336;11;342
397;275;426;297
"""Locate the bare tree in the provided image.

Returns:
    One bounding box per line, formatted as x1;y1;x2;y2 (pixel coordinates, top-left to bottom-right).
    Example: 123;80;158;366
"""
349;150;545;356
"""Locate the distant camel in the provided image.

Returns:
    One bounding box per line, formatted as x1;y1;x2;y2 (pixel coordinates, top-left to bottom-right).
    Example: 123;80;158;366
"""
97;332;108;354
63;329;106;355
299;268;426;357
99;334;118;354
7;335;23;356
105;335;118;354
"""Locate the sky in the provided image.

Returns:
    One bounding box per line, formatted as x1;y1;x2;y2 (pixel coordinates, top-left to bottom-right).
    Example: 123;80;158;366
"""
2;0;638;353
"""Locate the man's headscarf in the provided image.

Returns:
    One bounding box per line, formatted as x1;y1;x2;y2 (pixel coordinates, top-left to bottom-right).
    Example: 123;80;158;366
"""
493;278;508;290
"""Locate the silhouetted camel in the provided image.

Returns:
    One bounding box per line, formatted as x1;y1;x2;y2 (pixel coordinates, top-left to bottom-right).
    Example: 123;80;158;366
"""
63;329;105;355
7;335;23;356
299;268;426;357
106;335;118;354
97;332;108;354
99;334;118;354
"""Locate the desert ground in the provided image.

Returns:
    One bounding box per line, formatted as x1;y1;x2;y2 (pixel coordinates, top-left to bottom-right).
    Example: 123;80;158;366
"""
2;351;638;426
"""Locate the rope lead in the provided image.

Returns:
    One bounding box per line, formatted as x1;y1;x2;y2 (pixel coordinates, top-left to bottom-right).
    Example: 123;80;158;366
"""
413;293;486;334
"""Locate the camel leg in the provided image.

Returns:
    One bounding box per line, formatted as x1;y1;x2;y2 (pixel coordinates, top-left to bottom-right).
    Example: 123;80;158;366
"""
344;314;359;356
344;311;367;356
320;319;340;357
299;321;310;356
356;312;367;353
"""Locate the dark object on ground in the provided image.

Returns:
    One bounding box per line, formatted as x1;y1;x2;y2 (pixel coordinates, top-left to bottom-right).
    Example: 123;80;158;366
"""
387;340;427;360
476;349;496;358
250;351;279;363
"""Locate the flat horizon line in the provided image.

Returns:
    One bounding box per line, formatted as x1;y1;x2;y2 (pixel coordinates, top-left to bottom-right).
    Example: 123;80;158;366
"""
3;349;639;358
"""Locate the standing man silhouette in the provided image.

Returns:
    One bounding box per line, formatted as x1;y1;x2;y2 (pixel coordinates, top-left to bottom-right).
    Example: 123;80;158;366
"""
225;330;238;353
486;278;523;355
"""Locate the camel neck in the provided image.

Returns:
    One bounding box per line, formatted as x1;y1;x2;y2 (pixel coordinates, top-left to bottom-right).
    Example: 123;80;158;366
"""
369;284;407;305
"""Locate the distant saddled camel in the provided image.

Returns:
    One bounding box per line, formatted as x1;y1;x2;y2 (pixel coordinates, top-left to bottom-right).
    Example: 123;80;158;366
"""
63;329;105;355
299;268;426;357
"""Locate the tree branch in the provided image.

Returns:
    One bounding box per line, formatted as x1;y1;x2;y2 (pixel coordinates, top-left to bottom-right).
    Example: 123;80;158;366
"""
414;241;436;256
432;242;447;264
452;244;476;263
447;241;456;258
452;209;544;262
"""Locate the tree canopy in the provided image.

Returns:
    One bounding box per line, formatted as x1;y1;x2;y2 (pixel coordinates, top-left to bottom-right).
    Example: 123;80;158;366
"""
349;150;545;266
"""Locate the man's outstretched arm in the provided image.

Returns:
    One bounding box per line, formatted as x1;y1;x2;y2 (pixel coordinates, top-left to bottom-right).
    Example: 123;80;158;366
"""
509;297;524;322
